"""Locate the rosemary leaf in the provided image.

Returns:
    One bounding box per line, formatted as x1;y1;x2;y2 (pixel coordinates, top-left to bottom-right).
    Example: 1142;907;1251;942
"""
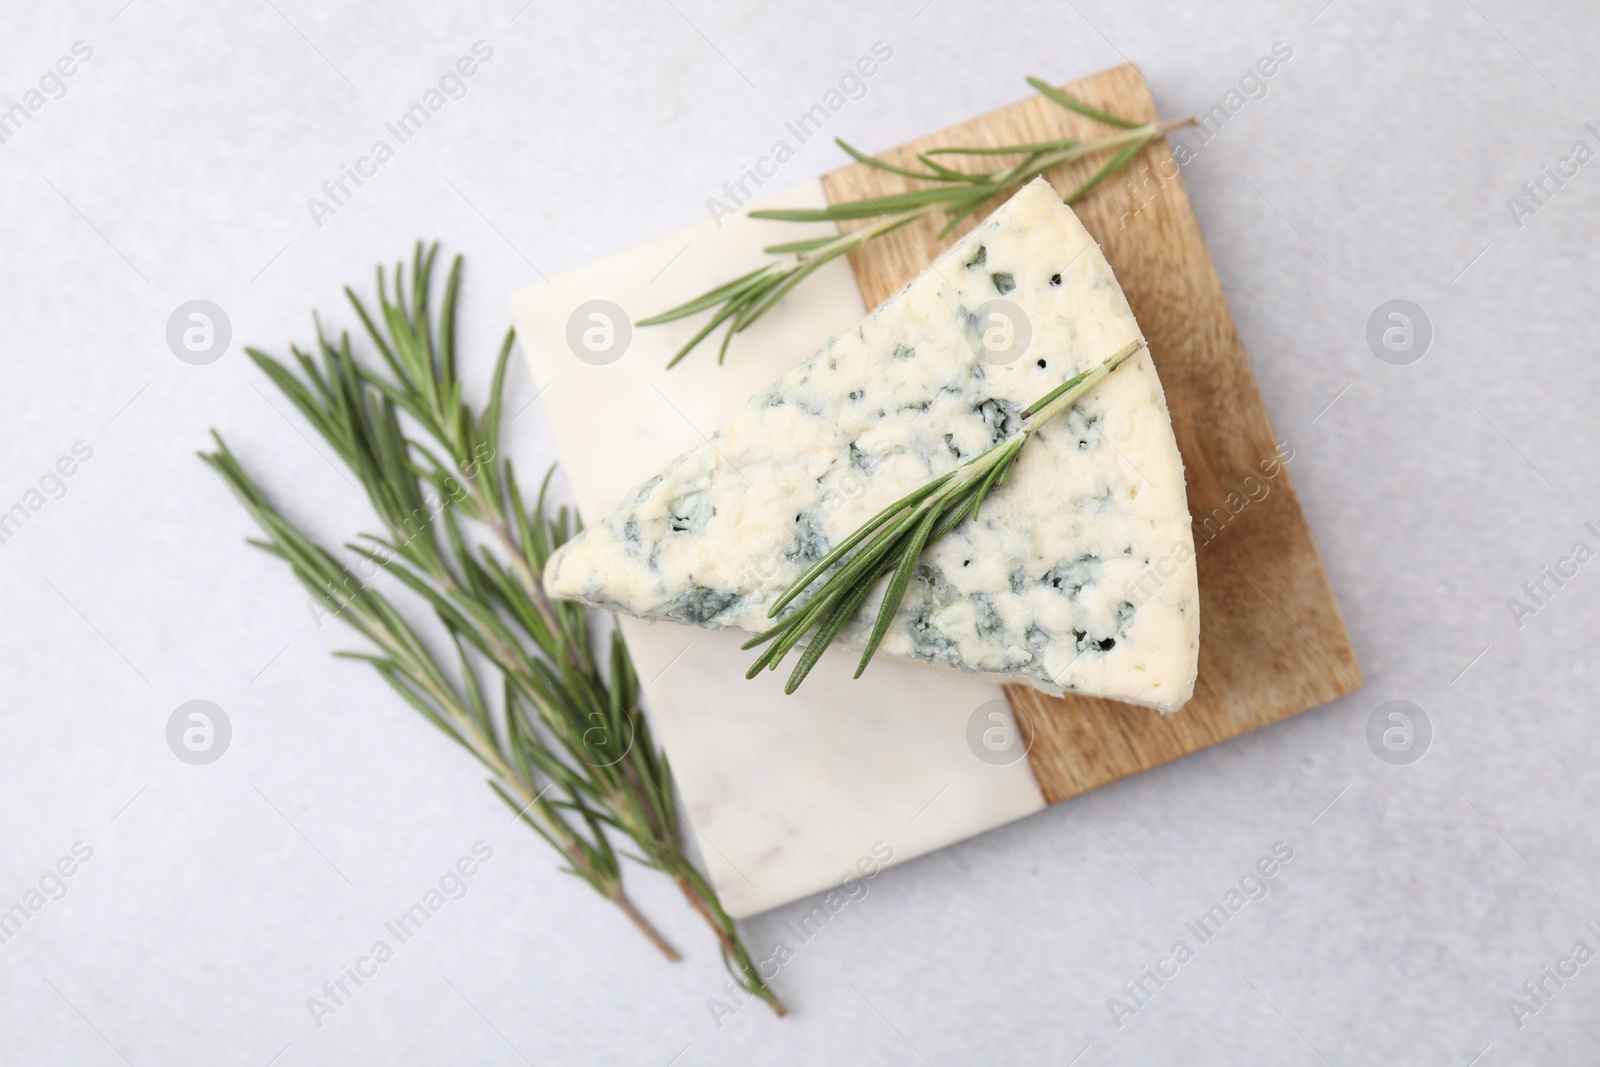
748;185;961;222
1064;132;1157;204
833;137;948;182
1024;75;1144;128
635;264;777;326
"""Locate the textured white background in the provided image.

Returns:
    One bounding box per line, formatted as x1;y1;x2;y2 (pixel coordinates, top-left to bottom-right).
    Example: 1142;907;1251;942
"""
1;0;1597;1063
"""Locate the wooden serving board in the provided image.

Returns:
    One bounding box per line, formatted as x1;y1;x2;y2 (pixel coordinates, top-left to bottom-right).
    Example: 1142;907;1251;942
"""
821;64;1362;804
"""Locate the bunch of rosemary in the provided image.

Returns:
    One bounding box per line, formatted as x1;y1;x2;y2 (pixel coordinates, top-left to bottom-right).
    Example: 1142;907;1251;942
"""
202;246;784;1015
641;77;1191;368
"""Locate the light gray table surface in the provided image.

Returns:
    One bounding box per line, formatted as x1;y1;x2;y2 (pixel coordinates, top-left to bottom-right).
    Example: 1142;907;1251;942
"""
2;0;1598;1063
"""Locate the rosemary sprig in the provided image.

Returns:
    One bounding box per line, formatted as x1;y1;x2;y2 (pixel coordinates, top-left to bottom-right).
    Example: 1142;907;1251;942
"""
743;339;1146;694
203;245;786;1015
640;77;1192;368
201;440;679;957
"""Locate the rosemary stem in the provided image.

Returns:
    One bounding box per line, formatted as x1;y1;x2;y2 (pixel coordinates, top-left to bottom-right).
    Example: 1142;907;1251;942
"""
437;653;687;964
612;886;684;962
990;117;1190;189
672;871;788;1016
799;207;927;264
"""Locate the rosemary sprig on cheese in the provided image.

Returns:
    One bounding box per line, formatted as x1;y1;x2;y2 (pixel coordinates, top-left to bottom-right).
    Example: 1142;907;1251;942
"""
743;340;1146;693
203;246;786;1016
640;76;1193;368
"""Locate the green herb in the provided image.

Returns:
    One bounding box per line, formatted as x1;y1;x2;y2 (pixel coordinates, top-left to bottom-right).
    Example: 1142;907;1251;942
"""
640;77;1192;368
743;339;1146;694
202;245;786;1016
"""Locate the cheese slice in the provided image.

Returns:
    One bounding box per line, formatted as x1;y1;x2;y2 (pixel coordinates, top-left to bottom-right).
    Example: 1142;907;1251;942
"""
544;178;1199;710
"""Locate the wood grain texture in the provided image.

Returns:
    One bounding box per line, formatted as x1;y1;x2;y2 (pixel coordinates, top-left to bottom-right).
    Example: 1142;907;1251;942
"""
820;64;1361;805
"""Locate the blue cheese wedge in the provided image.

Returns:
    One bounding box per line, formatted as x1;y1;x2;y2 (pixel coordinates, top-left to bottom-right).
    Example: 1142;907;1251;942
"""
544;178;1199;711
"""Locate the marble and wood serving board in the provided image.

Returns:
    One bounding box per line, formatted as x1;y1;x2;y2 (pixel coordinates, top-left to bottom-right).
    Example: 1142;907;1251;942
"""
510;63;1360;918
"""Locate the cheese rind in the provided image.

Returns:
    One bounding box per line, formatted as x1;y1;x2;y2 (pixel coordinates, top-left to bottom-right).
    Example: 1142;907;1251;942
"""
545;179;1199;711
